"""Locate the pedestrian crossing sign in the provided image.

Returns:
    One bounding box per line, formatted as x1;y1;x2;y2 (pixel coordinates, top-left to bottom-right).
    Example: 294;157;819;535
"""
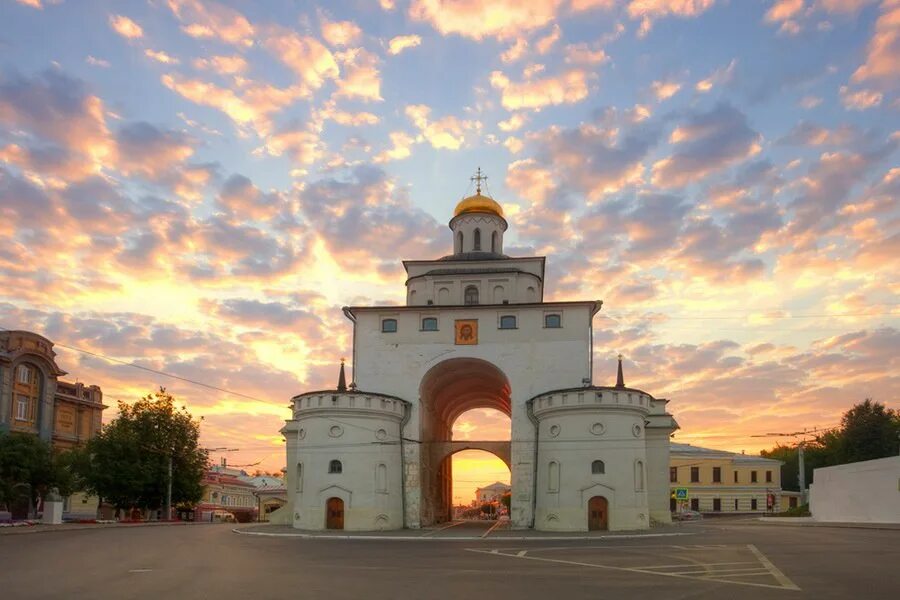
674;488;689;500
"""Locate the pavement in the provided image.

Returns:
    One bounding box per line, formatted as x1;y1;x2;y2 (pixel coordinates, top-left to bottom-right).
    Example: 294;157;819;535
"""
2;517;898;599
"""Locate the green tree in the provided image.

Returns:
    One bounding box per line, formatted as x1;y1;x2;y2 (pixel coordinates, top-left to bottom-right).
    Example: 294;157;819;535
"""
0;432;53;513
82;388;208;515
500;492;511;511
836;399;900;464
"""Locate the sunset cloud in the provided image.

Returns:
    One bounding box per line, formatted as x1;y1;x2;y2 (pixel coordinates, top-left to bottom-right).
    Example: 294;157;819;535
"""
388;34;422;55
409;0;563;40
490;68;593;110
109;14;143;39
167;0;255;47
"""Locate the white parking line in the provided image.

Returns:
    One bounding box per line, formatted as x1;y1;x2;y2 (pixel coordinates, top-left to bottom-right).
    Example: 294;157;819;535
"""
482;520;505;538
748;544;801;591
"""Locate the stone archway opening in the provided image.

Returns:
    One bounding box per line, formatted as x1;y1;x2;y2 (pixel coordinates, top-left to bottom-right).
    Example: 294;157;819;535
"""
419;358;511;526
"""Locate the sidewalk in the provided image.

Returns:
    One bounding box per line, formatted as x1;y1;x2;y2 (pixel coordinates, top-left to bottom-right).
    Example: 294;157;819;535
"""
756;517;900;531
0;520;220;536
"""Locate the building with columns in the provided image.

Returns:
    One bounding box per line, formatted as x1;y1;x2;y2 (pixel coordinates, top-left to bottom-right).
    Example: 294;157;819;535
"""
283;176;679;532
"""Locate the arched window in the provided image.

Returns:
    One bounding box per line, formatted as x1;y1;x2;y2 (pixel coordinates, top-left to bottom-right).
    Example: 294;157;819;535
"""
381;318;397;333
548;461;560;492
421;317;438;331
296;463;303;493
635;460;645;491
438;288;450;303
545;314;562;328
13;363;40;425
473;228;481;250
527;286;536;301
329;460;343;474
499;315;516;329
592;460;605;475
493;285;505;303
464;286;479;305
409;290;417;304
457;231;463;253
491;231;498;253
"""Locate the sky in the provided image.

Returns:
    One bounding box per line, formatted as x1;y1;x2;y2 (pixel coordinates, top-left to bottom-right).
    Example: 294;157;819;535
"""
1;0;898;504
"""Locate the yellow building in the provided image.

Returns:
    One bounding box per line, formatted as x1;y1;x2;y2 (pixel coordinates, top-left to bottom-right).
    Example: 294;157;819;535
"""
669;443;783;514
1;330;106;518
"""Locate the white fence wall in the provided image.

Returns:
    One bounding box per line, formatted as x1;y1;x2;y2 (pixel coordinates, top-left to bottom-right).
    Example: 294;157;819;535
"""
809;456;900;523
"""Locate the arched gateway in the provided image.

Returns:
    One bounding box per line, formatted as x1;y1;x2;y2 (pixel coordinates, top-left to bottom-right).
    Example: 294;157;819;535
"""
282;171;679;532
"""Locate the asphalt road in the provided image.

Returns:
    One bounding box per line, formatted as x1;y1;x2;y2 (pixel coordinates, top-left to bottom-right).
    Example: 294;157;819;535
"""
2;519;898;599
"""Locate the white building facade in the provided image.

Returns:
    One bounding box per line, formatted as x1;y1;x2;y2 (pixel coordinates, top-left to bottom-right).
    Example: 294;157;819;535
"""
283;182;679;532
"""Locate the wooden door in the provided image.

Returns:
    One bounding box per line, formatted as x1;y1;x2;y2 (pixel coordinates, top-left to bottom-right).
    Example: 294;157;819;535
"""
588;496;608;531
326;497;344;530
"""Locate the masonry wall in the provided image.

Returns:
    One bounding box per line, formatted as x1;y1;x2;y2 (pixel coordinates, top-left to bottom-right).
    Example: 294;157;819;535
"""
810;456;900;523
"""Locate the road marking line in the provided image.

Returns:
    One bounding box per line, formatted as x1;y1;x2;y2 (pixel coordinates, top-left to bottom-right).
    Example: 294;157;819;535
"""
748;544;801;591
420;521;466;537
516;550;528;557
677;567;770;576
128;569;153;573
482;520;505;538
636;561;755;569
465;546;801;591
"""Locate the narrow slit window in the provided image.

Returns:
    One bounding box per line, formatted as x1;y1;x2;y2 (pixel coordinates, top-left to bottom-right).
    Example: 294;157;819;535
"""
592;460;605;475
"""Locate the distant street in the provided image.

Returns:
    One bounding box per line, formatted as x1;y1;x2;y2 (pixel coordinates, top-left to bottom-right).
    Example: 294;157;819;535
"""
2;519;899;599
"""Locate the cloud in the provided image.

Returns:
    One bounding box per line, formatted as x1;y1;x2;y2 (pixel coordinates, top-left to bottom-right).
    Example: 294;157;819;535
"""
764;0;805;24
651;102;762;188
695;59;736;92
498;113;527;132
161;73;305;136
627;0;717;37
651;79;681;101
535;24;561;54
263;28;339;90
296;166;447;276
261;127;325;166
192;54;248;75
501;38;528;63
109;14;143;39
388;34;422;55
216;174;285;221
490;68;593;110
839;85;883;110
409;0;563;40
405;104;476;150
86;56;110;68
852;0;900;89
563;43;608;65
145;49;180;65
374;131;416;162
334;48;382;102
167;0;255;47
321;18;362;47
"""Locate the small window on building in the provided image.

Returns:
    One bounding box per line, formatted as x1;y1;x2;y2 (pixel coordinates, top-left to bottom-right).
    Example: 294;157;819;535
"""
421;317;438;331
713;498;721;512
381;319;397;333
670;466;677;483
734;499;739;511
16;395;28;420
734;470;739;483
491;231;498;253
789;496;798;509
329;460;342;474
591;460;605;475
713;467;722;483
457;231;463;253
499;315;517;329
464;286;479;305
751;498;758;511
544;314;561;328
473;228;481;251
765;470;772;483
296;463;303;493
635;460;644;491
548;461;559;492
690;498;699;511
690;466;700;483
751;470;758;483
16;364;31;384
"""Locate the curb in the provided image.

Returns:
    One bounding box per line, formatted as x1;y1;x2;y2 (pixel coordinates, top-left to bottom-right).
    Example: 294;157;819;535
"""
0;521;215;536
231;528;694;542
755;518;900;531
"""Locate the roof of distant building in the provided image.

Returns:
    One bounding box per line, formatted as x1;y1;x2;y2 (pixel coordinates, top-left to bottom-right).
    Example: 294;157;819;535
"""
670;442;781;464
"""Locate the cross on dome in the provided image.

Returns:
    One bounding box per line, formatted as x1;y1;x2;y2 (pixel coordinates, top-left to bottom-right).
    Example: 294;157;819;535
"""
470;167;487;195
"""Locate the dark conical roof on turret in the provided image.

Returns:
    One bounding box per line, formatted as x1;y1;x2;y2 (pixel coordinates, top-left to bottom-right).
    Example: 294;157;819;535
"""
337;359;347;392
615;354;625;388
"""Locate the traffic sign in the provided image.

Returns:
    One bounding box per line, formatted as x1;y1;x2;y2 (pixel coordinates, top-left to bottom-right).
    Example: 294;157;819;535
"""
674;487;689;500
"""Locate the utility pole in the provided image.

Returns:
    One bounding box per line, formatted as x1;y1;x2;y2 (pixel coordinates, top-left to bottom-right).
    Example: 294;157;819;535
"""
165;453;173;521
752;427;830;507
798;442;806;505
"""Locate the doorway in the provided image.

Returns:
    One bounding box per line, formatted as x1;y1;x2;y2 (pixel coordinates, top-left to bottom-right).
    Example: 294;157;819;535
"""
326;497;344;530
588;496;608;531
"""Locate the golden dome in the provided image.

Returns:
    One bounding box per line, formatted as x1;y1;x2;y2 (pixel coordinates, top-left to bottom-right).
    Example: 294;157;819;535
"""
453;193;504;218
